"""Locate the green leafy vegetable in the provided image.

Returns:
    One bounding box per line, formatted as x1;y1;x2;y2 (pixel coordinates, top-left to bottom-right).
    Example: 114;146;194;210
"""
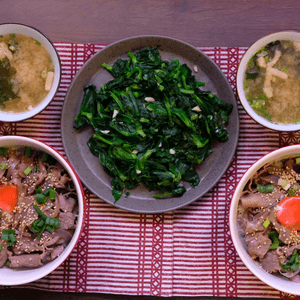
280;249;300;272
74;47;233;201
1;229;16;246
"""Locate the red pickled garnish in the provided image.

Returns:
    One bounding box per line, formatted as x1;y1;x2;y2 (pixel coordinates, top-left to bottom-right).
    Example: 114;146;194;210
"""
0;184;18;213
277;196;300;231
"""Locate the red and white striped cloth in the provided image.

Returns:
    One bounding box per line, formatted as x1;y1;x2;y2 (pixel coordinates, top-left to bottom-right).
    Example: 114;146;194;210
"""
2;44;298;298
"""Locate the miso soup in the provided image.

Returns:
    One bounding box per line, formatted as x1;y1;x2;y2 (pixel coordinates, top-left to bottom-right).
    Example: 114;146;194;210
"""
0;33;54;113
244;40;300;124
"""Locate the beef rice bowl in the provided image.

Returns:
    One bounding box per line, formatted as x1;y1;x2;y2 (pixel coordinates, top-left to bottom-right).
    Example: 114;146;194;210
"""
0;144;79;270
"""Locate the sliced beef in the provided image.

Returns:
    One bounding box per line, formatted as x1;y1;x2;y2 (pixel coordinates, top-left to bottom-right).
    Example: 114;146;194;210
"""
290;275;300;282
8;252;44;268
43;229;72;247
0;147;77;271
58;194;76;213
240;186;285;209
268;208;293;244
12;237;43;255
48;245;64;260
246;233;272;259
259;250;281;273
0;242;7;268
59;212;75;230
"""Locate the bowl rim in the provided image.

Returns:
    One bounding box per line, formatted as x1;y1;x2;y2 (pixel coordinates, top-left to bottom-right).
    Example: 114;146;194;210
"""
236;30;300;132
230;144;300;295
0;22;62;122
0;135;85;286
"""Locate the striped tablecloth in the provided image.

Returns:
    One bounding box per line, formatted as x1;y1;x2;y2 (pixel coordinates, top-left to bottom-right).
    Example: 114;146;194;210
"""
2;44;298;298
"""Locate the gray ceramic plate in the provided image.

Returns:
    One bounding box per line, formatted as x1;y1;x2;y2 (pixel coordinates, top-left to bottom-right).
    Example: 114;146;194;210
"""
61;35;239;213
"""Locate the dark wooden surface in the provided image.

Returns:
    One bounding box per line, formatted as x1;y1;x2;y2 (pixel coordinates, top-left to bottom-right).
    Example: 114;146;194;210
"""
2;0;300;47
1;0;300;299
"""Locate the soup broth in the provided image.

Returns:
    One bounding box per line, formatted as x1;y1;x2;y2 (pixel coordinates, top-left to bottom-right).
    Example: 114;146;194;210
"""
0;33;54;113
244;40;300;124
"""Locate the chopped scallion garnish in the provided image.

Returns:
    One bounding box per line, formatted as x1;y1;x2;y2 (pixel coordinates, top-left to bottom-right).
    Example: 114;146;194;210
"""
257;184;274;193
49;189;56;200
263;219;271;228
41;152;48;162
0;148;8;156
264;56;270;63
25;147;32;157
35;40;41;46
32;205;60;239
35;193;46;204
0;162;8;170
33;165;40;173
24;166;32;176
43;186;54;196
35;186;42;194
1;229;16;246
280;249;299;272
268;230;283;249
288;189;296;197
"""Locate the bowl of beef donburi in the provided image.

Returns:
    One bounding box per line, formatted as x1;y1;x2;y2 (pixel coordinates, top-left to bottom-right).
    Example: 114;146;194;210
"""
230;145;300;295
0;136;84;286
